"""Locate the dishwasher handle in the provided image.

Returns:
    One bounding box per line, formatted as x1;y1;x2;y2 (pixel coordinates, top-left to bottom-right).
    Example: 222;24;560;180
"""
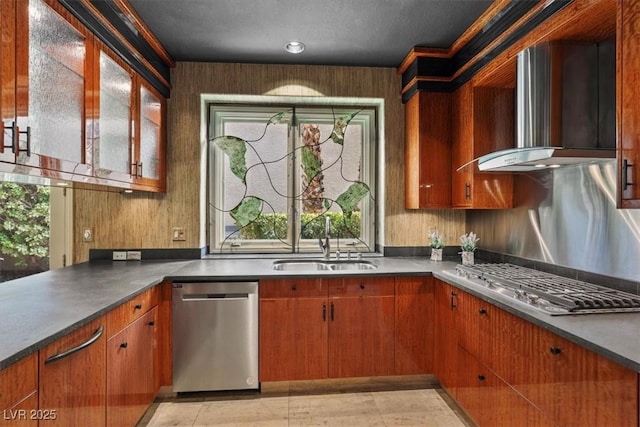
182;293;250;301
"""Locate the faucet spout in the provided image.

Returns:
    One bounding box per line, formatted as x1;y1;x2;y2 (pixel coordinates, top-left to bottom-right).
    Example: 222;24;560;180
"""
318;216;331;259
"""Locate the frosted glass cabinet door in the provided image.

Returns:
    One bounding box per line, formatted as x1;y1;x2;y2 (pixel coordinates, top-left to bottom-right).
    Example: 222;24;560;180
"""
95;50;134;183
136;83;164;186
1;0;17;164
15;0;91;175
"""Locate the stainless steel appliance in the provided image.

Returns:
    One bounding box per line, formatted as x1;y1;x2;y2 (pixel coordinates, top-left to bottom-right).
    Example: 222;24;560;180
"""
445;263;640;315
172;281;259;392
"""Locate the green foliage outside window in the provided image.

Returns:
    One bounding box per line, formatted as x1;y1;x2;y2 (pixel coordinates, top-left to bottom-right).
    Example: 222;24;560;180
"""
239;212;361;240
0;183;50;269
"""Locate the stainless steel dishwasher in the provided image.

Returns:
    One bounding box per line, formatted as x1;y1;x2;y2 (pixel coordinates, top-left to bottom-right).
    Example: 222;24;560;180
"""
172;281;259;392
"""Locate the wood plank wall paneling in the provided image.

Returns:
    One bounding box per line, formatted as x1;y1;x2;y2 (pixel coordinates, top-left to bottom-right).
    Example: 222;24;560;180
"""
73;62;466;262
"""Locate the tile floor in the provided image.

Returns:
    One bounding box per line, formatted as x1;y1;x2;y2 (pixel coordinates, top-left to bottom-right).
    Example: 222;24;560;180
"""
138;377;472;427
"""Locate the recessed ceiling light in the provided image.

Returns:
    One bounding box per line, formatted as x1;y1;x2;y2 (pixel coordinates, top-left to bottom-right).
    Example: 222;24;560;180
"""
285;41;305;54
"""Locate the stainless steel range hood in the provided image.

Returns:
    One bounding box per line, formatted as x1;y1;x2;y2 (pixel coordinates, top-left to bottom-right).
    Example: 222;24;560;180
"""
476;39;616;172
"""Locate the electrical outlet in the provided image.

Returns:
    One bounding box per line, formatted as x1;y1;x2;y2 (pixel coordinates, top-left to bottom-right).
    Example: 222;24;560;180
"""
127;251;142;260
172;227;186;241
112;251;127;261
82;228;93;242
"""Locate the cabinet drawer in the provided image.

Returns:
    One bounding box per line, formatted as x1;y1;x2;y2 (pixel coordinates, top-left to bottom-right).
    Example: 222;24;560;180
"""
260;278;327;298
330;277;395;297
106;286;159;338
0;353;37;411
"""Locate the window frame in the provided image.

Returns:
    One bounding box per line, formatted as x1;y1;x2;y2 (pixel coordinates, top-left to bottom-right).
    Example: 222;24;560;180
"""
207;102;378;255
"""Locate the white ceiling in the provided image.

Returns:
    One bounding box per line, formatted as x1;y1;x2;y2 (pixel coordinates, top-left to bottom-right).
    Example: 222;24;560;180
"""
127;0;493;67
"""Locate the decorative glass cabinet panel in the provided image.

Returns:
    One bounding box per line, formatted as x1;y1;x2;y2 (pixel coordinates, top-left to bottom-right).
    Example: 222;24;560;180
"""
96;50;133;180
138;84;162;181
15;0;91;174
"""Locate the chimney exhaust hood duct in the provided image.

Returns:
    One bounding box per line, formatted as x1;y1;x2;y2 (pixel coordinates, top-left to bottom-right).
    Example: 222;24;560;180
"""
475;39;616;172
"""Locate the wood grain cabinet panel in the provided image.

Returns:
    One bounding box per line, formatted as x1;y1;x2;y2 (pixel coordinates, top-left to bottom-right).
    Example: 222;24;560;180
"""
0;353;38;426
107;308;157;427
617;0;640;207
106;286;159;338
433;279;458;395
38;318;106;427
394;276;434;375
328;291;395;378
404;91;452;209
451;85;514;209
528;327;638;427
259;297;329;381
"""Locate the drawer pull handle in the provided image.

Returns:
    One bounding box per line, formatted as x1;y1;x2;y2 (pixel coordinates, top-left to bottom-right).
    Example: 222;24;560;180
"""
623;159;633;191
360;284;365;290
478;375;486;381
330;302;335;321
479;308;487;315
550;347;562;355
134;304;142;310
322;303;327;321
148;321;155;326
291;284;297;291
44;326;104;365
120;342;128;349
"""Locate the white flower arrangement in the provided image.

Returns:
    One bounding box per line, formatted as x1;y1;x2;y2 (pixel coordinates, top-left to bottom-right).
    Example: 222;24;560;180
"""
428;229;444;249
460;232;479;252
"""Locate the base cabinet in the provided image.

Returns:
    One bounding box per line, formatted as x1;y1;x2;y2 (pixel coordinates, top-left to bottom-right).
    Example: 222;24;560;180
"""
260;276;427;382
38;318;107;427
106;308;157;427
434;278;639;427
259;278;329;382
0;353;38;427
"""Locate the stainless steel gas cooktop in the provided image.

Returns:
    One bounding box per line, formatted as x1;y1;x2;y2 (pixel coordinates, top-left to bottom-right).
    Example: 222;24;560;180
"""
443;263;640;316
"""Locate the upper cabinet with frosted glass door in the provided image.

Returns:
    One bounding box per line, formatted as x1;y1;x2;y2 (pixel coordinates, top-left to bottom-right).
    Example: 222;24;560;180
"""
133;79;165;191
1;0;93;176
95;47;166;192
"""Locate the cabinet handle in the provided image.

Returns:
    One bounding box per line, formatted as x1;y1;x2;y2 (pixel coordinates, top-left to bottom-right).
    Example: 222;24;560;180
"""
450;291;457;309
44;326;104;365
120;342;128;349
148;321;155;326
478;375;486;381
465;183;471;200
3;122;18;153
131;161;138;176
134;304;142;310
359;284;365;290
479;308;487;315
291;284;297;291
322;303;326;321
137;162;143;178
550;347;562;355
16;126;31;156
330;302;335;321
623;159;633;191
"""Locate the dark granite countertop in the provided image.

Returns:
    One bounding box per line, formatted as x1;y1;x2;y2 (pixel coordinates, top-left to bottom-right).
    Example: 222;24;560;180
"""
1;257;638;373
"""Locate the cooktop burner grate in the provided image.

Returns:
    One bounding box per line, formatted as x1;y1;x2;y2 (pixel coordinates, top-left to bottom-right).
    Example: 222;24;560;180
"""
455;263;640;314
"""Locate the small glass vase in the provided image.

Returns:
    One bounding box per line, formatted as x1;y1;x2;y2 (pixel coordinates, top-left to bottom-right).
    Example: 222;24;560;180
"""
430;248;443;261
461;250;475;265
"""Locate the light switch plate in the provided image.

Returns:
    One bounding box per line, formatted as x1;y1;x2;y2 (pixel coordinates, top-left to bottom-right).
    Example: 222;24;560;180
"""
112;251;127;261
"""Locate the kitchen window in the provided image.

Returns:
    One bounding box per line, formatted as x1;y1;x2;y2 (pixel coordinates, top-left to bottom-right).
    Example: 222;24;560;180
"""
207;104;377;254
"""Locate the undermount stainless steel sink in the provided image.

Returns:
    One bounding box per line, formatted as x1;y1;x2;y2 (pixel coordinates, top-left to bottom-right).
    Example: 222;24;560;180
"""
271;259;377;271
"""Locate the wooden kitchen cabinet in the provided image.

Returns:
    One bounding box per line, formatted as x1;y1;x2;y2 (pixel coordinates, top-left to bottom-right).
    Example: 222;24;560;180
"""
617;0;640;208
394;276;434;374
328;277;395;378
95;46;166;191
260;276;397;381
106;307;157;427
38;318;106;427
259;278;329;381
0;353;38;427
451;85;514;208
0;0;94;176
404;91;452;208
434;278;639;427
433;279;458;394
